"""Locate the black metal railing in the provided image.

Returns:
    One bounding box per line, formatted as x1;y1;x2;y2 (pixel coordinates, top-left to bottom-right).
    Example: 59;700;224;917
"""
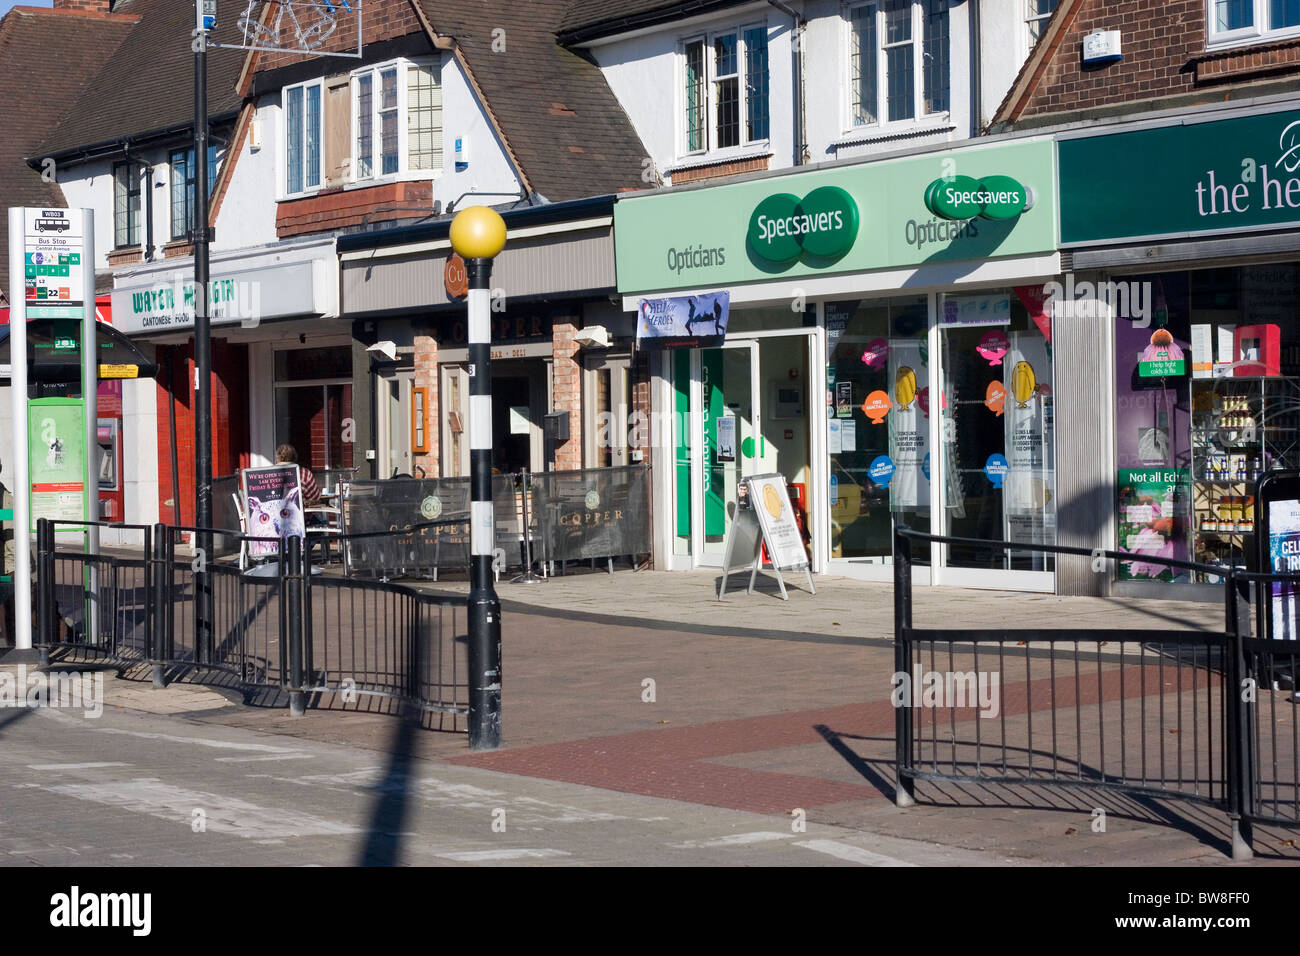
35;518;469;732
893;525;1300;860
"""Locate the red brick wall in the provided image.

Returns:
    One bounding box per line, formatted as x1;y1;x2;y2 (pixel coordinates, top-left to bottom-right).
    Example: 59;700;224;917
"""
551;319;582;472
1010;0;1300;122
155;340;250;525
630;351;651;465
53;0;112;12
253;0;424;72
276;180;432;237
413;333;439;477
671;155;770;186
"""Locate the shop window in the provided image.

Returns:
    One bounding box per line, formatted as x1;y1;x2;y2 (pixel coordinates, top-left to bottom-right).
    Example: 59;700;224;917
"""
939;290;1054;573
848;0;949;129
679;24;769;156
1113;267;1300;586
283;79;324;197
1208;0;1300;46
353;59;442;181
169;146;221;241
113;162;141;248
826;295;932;564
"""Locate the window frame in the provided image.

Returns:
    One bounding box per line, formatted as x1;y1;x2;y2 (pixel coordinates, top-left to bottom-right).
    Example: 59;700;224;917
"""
1207;0;1300;48
350;56;443;186
677;22;771;160
281;77;325;200
1025;0;1058;52
169;145;221;242
845;0;951;134
112;161;141;249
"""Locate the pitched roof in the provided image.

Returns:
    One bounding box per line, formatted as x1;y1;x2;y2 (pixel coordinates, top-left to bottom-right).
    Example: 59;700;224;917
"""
558;0;747;42
36;0;245;160
419;0;650;202
989;0;1082;130
0;5;136;301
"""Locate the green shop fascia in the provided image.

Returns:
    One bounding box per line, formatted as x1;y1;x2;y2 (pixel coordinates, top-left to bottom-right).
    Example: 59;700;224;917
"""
614;136;1062;588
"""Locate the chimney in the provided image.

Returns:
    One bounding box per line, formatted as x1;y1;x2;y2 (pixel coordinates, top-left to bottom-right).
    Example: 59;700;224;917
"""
53;0;114;13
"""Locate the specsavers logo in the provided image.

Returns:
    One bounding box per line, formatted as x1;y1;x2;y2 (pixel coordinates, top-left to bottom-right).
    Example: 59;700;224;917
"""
748;186;859;264
924;175;1035;222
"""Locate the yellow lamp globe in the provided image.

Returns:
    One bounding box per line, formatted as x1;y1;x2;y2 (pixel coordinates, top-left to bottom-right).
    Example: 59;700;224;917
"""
449;205;507;260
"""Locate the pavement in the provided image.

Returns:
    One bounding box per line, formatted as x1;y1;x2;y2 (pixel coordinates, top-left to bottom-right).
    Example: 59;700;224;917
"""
3;567;1297;866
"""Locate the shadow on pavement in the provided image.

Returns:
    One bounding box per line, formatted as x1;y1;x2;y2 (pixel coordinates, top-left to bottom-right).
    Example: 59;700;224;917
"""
356;706;421;867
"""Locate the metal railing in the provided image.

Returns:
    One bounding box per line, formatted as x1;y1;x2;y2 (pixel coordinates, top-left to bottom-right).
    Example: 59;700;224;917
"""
893;525;1300;860
35;518;469;732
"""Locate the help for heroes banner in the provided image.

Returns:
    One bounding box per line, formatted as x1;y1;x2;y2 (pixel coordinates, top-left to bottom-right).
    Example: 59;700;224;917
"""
636;291;731;349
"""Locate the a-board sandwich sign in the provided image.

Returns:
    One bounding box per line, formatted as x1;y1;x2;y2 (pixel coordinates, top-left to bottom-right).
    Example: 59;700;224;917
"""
241;464;305;559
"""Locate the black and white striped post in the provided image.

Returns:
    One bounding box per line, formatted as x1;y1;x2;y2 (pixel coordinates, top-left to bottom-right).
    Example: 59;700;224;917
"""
449;206;506;751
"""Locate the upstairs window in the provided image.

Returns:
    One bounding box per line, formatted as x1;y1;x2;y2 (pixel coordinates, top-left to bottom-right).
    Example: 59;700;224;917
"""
1026;0;1059;47
680;25;769;156
849;0;949;128
284;79;323;197
1209;0;1300;45
170;146;220;241
113;162;140;248
353;59;442;181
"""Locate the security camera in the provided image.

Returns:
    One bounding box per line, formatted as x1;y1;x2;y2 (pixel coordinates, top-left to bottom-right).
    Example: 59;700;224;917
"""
366;340;398;361
573;326;611;349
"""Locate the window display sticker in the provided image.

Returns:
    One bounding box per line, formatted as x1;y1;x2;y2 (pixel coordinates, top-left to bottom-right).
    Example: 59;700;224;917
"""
894;366;918;410
862;389;892;424
861;338;889;369
716;415;736;463
836;381;853;418
829;473;838;507
869;455;895;488
941;293;1012;328
826;316;848;354
984;453;1009;489
1138;329;1186;378
827;419;843;454
922;453;931;480
977;330;1010;366
985;380;1006;416
1126;504;1155;524
1011;360;1038;408
917;386;930;418
841;420;856;452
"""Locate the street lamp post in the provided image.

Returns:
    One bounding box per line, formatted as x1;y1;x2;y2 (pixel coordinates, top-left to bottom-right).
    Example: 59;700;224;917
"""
449;206;506;751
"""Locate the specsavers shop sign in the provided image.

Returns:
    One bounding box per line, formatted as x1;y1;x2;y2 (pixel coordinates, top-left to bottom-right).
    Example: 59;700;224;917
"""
615;138;1055;293
1059;108;1300;245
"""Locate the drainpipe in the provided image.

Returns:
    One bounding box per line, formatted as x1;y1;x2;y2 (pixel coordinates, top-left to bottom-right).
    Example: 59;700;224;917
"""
766;0;806;166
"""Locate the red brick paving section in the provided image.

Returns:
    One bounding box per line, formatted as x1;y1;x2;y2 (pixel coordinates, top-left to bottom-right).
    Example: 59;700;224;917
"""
448;662;1220;814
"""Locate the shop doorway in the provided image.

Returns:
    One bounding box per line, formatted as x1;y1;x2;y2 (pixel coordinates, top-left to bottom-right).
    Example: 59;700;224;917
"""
682;331;816;569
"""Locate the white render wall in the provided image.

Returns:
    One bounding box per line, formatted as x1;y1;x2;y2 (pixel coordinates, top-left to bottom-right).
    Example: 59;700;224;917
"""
215;98;279;251
582;0;1039;179
436;53;522;209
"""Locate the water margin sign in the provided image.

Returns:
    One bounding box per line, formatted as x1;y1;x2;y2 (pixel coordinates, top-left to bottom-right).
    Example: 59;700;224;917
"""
615;137;1055;294
1059;108;1300;245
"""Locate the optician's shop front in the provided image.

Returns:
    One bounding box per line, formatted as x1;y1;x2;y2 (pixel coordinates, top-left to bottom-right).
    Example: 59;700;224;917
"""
616;136;1063;590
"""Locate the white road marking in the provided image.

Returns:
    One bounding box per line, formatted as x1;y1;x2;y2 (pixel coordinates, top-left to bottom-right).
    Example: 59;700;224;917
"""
213;754;315;763
671;831;793;849
42;778;361;839
794;839;918;867
437;848;571;862
27;762;130;771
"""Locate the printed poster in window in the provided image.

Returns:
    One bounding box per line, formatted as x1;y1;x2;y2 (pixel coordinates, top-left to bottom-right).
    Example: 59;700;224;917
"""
1003;335;1053;521
1269;497;1300;639
1116;468;1189;582
888;338;929;511
835;381;853;418
716;415;736;463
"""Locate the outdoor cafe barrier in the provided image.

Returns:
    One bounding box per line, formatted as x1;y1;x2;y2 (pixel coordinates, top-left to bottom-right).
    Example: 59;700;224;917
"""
892;525;1300;860
339;465;652;579
34;518;469;731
